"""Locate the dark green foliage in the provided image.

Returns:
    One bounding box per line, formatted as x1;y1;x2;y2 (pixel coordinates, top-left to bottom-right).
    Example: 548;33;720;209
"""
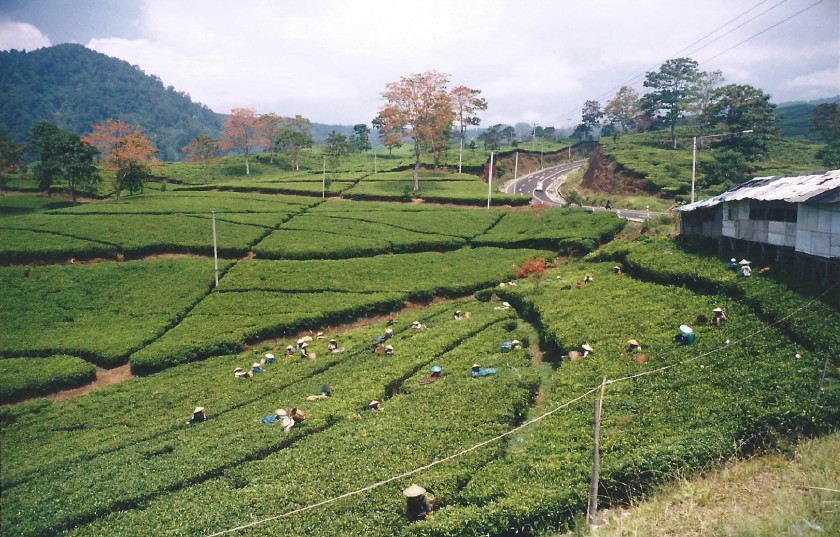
703;84;778;162
0;130;22;172
0;45;223;161
0;355;95;403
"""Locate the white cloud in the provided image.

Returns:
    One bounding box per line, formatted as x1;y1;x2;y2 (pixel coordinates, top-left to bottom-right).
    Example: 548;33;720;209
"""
27;0;836;125
0;20;51;51
785;67;840;91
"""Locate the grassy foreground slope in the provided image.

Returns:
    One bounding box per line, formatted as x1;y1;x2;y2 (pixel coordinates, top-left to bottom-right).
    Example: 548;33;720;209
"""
567;431;840;537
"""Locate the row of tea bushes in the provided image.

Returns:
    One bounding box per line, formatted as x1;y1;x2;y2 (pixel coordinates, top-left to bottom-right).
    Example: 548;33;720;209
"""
308;201;504;239
0;258;228;367
472;207;626;253
254;214;466;259
0;213;272;262
175;180;356;196
342;179;530;206
48;190;322;215
61;316;537;537
0;355;95;403
407;260;834;535
129;290;408;374
592;237;840;352
3;303;523;537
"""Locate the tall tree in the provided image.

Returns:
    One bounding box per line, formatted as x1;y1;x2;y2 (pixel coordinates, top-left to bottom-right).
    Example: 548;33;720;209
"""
478;125;502;150
689;69;725;141
274;115;313;173
377;71;455;190
810;103;840;168
703;84;777;160
371;115;403;158
324;131;348;174
0;131;23;173
699;84;778;187
259;113;283;164
450;85;487;173
604;86;640;137
27;121;100;202
220;108;264;175
641;57;701;149
181;134;220;183
580;100;604;141
349;124;372;153
84;119;158;201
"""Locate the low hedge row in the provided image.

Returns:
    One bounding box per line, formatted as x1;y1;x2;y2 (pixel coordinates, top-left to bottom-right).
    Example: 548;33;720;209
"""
0;259;226;367
472;207;626;254
0;355;95;403
591;237;840;353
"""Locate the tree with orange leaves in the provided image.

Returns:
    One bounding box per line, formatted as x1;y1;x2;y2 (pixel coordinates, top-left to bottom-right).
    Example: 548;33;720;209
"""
377;71;455;191
181;134;220;183
450;85;487;173
84;119;159;201
220;108;265;175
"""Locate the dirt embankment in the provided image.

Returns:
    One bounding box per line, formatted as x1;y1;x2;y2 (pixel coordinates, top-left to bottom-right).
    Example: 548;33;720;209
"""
581;146;657;195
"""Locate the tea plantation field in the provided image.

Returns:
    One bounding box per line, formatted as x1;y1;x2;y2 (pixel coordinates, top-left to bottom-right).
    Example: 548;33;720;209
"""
1;186;837;536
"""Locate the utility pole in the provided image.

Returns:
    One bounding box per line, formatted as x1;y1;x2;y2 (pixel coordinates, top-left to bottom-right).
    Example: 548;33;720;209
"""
487;152;494;209
211;211;219;287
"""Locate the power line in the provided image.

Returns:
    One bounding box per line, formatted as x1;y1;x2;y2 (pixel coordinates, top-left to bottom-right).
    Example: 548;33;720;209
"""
699;0;826;65
558;0;821;126
204;277;840;537
584;0;782;109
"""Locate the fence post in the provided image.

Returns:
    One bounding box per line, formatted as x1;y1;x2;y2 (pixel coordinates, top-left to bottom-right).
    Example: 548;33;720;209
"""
587;377;607;526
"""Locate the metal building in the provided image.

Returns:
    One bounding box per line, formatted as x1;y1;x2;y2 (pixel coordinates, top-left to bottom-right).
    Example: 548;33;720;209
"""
674;170;840;282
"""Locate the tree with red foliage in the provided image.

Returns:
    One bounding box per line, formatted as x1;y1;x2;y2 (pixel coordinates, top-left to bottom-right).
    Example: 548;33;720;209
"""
220;108;265;175
84;119;158;201
377;71;455;191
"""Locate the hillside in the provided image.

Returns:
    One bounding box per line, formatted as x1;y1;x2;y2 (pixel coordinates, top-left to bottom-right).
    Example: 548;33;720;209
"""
0;44;223;161
775;96;840;139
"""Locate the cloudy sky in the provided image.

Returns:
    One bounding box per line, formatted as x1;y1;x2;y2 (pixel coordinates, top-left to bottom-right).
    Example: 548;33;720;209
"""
1;0;838;127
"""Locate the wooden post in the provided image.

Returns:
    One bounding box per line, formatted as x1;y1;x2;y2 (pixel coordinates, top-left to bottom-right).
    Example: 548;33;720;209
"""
587;378;607;526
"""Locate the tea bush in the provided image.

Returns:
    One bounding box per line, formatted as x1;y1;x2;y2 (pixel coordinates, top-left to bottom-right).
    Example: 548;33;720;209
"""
0;355;95;403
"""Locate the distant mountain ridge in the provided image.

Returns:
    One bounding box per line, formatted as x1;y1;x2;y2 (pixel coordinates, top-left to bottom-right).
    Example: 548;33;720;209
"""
0;44;225;161
0;44;369;161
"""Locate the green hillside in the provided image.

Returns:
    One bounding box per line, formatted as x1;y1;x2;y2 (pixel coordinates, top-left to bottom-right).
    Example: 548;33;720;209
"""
0;44;224;161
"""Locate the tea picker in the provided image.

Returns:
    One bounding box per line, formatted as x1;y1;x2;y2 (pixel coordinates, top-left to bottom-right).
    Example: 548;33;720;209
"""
471;363;497;377
621;339;641;355
187;406;206;425
403;484;433;522
712;307;727;327
420;365;445;384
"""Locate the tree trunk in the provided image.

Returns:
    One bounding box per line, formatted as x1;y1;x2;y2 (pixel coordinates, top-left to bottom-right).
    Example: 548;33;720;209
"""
670;118;677;149
413;143;421;191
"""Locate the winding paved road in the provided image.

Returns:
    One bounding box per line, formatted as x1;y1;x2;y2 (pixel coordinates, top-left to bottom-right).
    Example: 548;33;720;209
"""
502;161;664;222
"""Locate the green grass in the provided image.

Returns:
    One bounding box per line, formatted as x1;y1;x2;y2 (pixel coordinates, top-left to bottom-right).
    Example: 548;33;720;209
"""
563;432;840;537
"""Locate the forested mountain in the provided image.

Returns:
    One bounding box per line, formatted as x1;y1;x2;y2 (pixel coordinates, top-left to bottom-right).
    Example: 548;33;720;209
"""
0;44;223;161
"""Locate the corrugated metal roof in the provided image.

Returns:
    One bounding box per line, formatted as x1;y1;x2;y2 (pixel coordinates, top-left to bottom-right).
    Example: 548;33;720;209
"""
675;170;840;212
